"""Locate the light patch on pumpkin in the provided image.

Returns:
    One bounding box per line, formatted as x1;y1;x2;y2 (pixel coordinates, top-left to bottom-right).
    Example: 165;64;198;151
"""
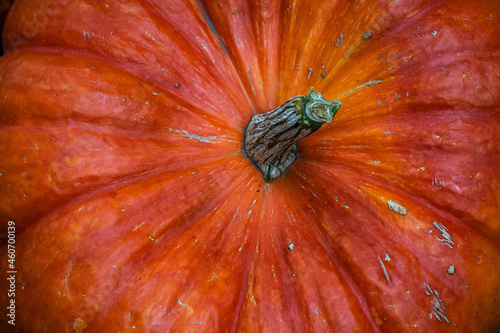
432;221;454;248
377;255;391;285
73;318;87;333
370;306;383;325
387;200;407;215
177;300;195;316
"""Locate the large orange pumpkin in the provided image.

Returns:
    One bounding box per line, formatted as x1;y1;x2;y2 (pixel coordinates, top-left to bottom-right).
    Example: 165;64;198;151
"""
1;0;499;332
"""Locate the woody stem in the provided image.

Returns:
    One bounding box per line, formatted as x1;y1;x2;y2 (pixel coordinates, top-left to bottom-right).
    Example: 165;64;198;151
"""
244;88;341;182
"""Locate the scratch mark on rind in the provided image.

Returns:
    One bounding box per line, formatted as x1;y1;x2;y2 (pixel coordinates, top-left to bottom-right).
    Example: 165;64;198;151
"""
65;263;73;294
425;283;451;324
433;300;450;324
248;71;256;95
169;128;217;143
432;221;454;248
424;283;434;295
378;255;391;285
344;80;383;96
465;285;473;311
344;47;353;60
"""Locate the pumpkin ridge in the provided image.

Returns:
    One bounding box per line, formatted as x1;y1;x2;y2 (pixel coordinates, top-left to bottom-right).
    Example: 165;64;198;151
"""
92;164;263;330
137;0;260;119
199;0;281;111
13;48;253;131
268;180;385;331
308;158;496;232
0;116;241;229
284;165;499;330
310;0;500;103
228;192;268;331
8;157;259;330
234;185;312;331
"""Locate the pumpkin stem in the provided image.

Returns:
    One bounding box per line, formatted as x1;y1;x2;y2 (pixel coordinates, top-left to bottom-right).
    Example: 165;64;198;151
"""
244;88;341;182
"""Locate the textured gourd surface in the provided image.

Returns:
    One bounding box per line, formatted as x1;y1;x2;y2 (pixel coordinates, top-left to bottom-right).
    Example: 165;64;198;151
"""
0;0;499;332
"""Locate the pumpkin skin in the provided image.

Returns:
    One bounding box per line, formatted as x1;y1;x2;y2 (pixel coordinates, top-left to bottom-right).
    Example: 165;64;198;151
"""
0;0;500;331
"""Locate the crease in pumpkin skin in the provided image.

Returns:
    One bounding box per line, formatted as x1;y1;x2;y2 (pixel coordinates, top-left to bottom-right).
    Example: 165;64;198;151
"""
95;164;265;330
227;180;268;332
276;0;397;97
184;0;265;116
233;183;316;331
198;0;281;112
40;155;252;236
146;10;257;124
271;175;386;331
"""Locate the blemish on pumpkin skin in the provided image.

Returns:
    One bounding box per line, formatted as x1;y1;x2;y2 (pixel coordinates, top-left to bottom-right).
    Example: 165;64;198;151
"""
344;80;383;96
387;200;407;215
335;32;343;47
465;286;473;311
344;47;353;60
370;306;383;325
425;284;450;324
64;263;73;294
73;318;87;333
432;221;454;249
377;255;391;285
307;68;313;80
406;10;419;18
248;71;255;95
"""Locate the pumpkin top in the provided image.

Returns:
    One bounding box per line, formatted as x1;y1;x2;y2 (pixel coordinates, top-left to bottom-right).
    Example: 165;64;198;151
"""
0;0;499;332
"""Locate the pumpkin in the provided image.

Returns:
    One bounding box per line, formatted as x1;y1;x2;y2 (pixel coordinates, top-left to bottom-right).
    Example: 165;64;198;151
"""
1;0;499;331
